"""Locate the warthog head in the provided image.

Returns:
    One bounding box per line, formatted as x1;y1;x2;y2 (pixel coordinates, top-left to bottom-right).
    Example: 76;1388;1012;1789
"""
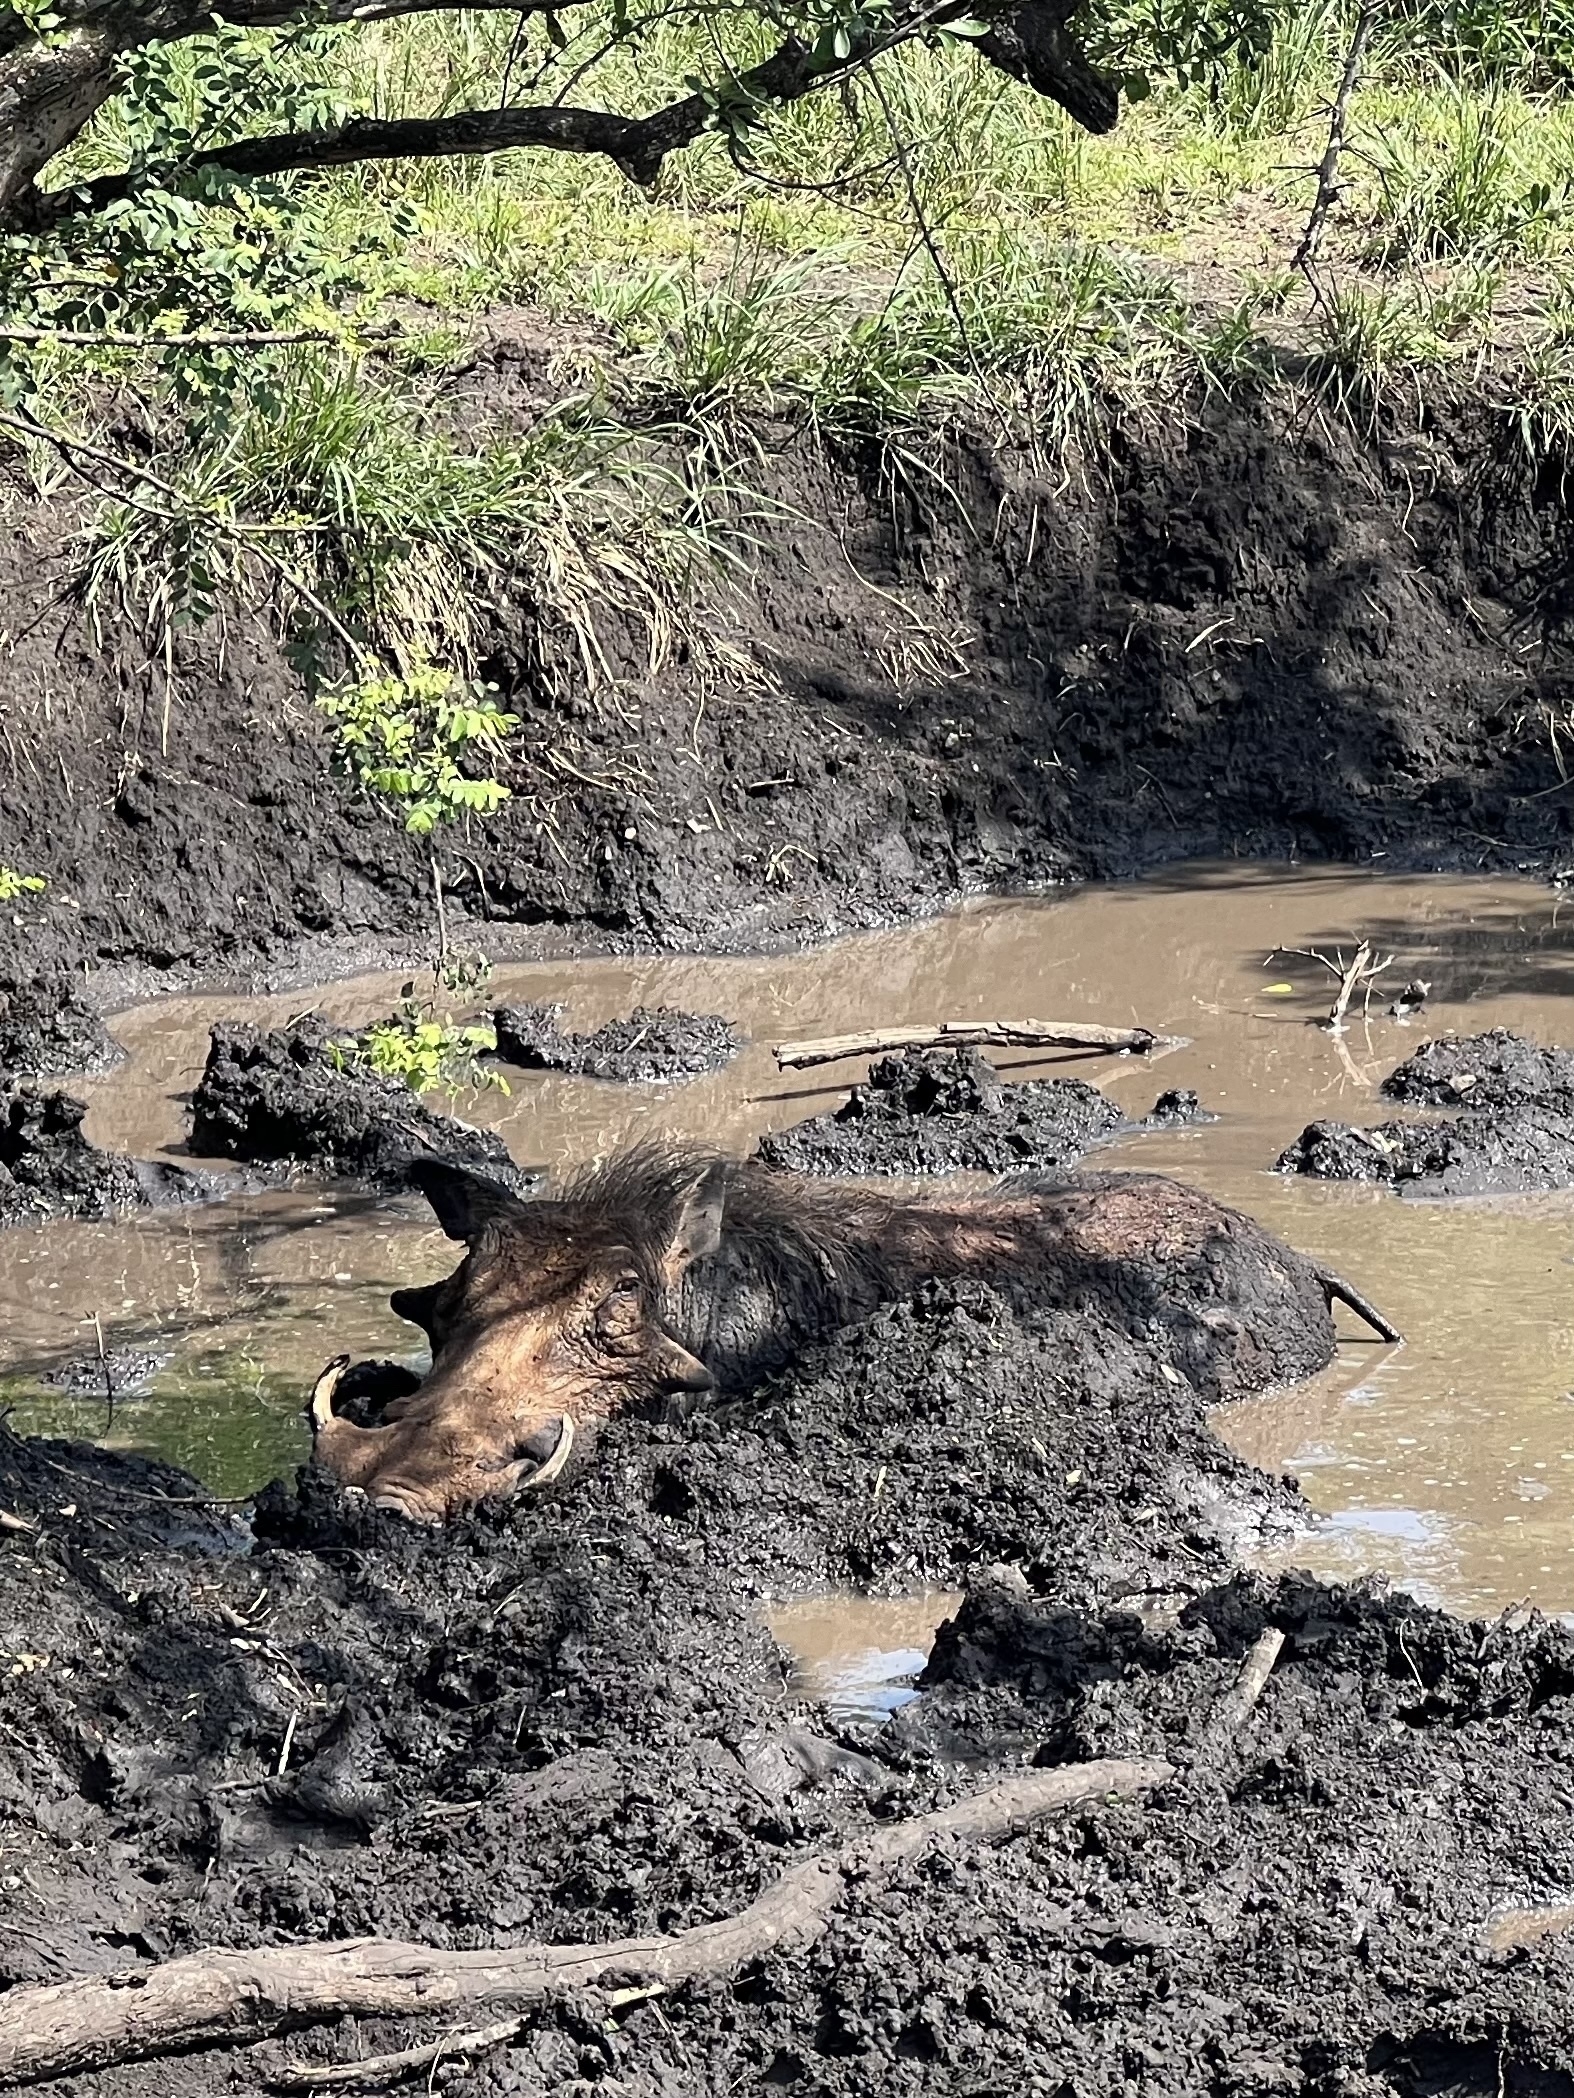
308;1153;728;1523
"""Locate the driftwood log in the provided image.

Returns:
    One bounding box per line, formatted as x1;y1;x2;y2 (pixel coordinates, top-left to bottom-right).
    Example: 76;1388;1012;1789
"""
773;1019;1179;1070
0;1759;1171;2087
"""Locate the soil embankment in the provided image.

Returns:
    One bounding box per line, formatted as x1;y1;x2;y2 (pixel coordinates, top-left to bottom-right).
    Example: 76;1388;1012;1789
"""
1;379;1571;997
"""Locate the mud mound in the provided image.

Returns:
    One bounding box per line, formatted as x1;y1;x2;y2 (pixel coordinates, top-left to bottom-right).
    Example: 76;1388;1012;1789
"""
0;1083;213;1226
881;1566;1574;2098
492;1001;743;1080
38;1346;168;1398
1;1270;1572;2095
189;1021;527;1189
1277;1028;1574;1195
756;1046;1134;1174
1382;1027;1574;1109
0;975;120;1076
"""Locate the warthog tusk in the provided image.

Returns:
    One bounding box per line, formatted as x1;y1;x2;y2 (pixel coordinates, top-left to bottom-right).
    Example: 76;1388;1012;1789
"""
308;1354;352;1435
521;1414;575;1489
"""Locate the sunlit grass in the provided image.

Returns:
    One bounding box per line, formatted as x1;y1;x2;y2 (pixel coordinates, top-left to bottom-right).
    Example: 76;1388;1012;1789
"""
18;0;1574;673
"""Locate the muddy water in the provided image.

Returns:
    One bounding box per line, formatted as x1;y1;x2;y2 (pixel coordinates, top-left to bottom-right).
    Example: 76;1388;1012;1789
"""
11;861;1574;1621
767;1593;964;1722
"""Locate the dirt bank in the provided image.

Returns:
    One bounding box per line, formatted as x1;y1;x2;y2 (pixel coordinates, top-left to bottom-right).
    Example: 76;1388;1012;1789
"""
1;377;1572;997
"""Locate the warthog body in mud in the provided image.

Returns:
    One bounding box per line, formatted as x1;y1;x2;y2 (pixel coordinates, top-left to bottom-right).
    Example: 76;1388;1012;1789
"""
309;1147;1398;1522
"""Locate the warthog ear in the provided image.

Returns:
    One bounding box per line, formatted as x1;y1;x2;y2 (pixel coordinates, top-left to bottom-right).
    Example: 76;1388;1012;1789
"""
659;1163;728;1285
407;1158;534;1243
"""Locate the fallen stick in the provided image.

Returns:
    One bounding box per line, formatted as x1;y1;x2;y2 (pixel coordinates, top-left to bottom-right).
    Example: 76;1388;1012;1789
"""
276;1984;670;2090
0;1511;33;1535
0;1758;1170;2087
272;2016;531;2092
1200;1628;1286;1753
773;1020;1178;1070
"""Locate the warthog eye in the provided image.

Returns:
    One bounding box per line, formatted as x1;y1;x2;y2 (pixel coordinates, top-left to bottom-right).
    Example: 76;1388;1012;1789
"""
594;1271;646;1341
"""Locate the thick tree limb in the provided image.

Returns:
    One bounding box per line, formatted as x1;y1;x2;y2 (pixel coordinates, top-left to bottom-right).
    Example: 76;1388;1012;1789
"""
773;1019;1177;1068
0;1758;1170;2086
11;0;1118;231
26;27;839;222
973;0;1118;132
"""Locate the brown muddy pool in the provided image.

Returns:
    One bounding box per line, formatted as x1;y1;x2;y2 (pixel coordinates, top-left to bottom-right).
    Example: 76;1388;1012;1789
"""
11;861;1574;1642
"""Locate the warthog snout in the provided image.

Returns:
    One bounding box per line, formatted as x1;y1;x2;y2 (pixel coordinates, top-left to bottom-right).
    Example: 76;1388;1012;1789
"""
307;1154;727;1521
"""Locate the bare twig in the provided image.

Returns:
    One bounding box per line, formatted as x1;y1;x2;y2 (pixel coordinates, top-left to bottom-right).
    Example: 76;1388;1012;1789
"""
774;1019;1178;1069
1270;943;1392;1032
0;1510;34;1535
0;1758;1172;2084
1327;938;1373;1031
1293;3;1374;274
272;2017;530;2091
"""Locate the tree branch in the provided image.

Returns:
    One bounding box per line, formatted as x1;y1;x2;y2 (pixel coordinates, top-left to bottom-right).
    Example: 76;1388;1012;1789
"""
972;0;1118;132
28;27;840;223
18;0;1118;229
0;1759;1171;2085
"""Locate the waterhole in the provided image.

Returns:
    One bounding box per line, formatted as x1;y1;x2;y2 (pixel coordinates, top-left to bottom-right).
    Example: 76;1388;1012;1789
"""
10;860;1574;1624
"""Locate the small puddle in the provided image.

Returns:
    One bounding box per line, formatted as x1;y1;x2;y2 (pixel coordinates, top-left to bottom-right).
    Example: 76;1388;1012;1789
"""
10;859;1574;1613
767;1593;962;1722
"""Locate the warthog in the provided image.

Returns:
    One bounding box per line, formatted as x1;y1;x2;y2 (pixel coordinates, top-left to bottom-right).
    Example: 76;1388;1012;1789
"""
308;1145;1399;1522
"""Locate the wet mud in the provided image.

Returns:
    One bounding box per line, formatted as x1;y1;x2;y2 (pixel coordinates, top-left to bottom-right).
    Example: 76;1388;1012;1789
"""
6;864;1574;2088
754;1046;1133;1174
190;1021;531;1190
0;1084;219;1225
2;1258;1572;2097
1278;1028;1574;1196
491;1002;743;1081
0;977;120;1078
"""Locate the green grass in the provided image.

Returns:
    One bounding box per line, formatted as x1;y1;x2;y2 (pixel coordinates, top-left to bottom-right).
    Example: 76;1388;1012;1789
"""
14;0;1574;672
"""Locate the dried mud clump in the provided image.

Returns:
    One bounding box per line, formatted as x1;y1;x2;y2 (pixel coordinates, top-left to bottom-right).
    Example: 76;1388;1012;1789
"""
190;1020;527;1189
1278;1028;1574;1195
756;1046;1132;1175
491;1002;743;1082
